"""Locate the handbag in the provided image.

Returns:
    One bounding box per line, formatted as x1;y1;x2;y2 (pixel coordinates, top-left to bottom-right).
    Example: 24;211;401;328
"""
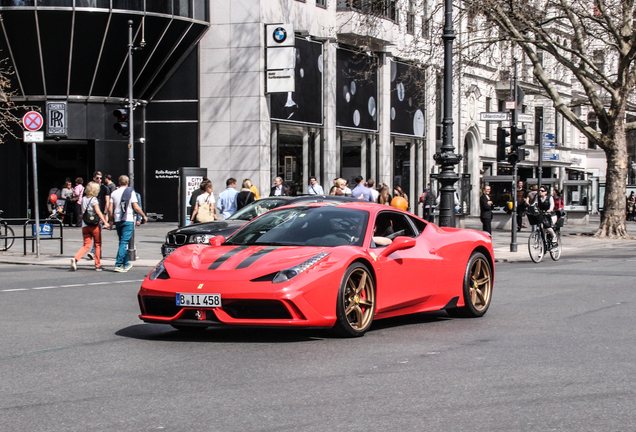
82;198;100;226
196;195;216;223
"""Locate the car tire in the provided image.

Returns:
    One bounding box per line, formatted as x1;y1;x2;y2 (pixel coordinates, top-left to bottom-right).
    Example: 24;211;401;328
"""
447;251;492;318
333;263;376;337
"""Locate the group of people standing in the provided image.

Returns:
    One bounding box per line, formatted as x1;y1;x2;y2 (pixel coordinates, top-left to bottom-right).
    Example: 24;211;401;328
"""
69;171;147;273
480;180;564;235
189;177;260;224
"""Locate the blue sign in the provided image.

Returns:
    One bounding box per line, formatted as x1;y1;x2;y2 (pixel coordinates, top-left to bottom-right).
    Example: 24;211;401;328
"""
543;141;555;149
543;153;559;161
542;132;555;141
33;223;53;236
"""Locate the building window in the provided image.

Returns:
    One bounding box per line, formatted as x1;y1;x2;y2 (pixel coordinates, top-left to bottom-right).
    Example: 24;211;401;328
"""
337;0;398;22
407;0;415;34
422;0;430;38
316;0;326;7
295;0;306;2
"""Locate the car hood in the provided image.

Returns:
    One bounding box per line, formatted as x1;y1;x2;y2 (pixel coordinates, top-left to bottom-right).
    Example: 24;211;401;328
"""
162;244;339;279
169;220;246;235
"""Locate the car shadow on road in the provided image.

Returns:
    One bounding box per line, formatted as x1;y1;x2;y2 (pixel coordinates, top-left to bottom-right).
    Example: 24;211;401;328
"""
116;323;334;343
368;310;452;332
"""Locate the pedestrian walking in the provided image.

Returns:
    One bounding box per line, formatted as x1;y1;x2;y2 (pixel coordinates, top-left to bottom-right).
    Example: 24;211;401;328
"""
216;178;239;219
190;179;215;224
109;175;147;273
104;174;117;193
307;176;324;195
87;171;110;261
189;176;209;222
71;181;110;271
480;184;494;234
237;179;256;210
516;180;527;231
249;181;261;200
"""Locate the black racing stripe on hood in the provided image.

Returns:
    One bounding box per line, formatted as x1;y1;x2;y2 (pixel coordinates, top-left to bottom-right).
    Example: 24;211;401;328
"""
235;246;280;269
208;246;249;270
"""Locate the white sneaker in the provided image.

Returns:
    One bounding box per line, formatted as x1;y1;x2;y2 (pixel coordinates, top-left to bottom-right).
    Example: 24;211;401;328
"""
71;258;77;271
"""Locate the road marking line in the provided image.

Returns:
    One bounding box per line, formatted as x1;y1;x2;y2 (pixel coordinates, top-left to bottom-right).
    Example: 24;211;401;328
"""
1;279;144;293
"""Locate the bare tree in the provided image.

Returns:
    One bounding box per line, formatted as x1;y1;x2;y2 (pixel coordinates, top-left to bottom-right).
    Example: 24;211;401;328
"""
0;57;29;144
470;0;635;238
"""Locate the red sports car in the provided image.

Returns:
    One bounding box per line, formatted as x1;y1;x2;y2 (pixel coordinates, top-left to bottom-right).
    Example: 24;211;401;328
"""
138;202;494;337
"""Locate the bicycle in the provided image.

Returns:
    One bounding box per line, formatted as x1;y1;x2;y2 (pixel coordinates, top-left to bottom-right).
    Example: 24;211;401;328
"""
526;206;562;263
0;210;15;251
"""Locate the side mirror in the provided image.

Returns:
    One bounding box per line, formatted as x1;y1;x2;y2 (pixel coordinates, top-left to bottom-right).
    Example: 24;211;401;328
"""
208;235;225;247
378;236;416;258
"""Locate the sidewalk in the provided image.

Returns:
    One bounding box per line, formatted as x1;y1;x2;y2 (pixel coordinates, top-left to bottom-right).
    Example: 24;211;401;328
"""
0;215;634;268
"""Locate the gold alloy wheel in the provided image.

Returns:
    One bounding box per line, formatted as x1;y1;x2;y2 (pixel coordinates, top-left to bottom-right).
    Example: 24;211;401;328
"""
468;257;492;312
343;268;375;331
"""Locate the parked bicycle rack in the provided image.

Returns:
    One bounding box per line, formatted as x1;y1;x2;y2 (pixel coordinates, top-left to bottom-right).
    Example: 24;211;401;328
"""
23;219;64;255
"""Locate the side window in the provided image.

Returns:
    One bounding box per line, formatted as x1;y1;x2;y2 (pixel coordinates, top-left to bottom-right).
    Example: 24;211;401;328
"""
407;215;427;234
372;211;417;247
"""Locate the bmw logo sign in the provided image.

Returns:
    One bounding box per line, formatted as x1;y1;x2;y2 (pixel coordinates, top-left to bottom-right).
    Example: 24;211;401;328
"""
273;27;287;44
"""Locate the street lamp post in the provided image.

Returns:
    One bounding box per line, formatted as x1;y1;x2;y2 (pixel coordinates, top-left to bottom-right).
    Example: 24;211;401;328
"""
127;20;136;261
434;0;462;227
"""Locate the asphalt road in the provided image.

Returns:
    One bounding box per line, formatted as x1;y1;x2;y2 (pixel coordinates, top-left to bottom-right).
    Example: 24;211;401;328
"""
1;246;635;432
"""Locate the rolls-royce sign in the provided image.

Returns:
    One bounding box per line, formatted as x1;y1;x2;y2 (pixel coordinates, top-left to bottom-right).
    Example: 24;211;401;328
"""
47;101;67;137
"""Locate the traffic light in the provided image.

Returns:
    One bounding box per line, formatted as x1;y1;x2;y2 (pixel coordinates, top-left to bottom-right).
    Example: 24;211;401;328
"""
497;127;510;162
113;108;130;136
507;126;527;164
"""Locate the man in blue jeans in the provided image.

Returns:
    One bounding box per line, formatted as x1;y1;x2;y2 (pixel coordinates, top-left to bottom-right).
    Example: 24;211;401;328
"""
109;175;147;272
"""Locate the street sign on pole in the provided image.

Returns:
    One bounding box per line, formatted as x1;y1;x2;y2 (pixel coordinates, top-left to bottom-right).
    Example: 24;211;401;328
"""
479;112;509;121
518;113;533;123
23;111;43;131
23;131;44;143
505;100;516;110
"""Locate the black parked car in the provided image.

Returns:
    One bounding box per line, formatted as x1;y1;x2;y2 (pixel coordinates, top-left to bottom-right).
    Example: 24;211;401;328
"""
161;195;356;256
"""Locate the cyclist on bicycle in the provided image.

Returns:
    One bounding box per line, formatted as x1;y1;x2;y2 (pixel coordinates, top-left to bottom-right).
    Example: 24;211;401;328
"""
533;186;558;249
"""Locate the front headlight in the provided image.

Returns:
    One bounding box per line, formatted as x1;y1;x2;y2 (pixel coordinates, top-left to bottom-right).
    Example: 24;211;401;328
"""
148;260;170;280
272;253;329;284
190;234;213;244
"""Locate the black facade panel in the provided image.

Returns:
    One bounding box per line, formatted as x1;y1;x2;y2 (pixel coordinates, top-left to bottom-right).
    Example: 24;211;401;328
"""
134;19;191;98
2;10;44;95
67;103;88;140
390;61;426;137
152;47;198;100
146;102;197;121
336;48;378;131
38;10;73;95
270;37;322;125
145;122;198;222
69;12;110;96
91;15;138;97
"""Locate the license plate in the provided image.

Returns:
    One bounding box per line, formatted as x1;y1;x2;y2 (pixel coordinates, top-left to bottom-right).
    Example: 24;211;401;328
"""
176;293;222;308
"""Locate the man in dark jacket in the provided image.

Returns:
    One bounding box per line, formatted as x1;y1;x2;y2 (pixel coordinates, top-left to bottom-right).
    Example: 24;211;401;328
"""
270;176;291;197
480;184;493;234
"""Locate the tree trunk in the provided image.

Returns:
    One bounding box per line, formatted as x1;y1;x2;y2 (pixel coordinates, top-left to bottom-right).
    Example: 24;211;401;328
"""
596;122;631;239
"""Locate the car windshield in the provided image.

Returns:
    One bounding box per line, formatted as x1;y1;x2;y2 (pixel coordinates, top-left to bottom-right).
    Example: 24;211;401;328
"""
228;198;290;221
225;206;369;247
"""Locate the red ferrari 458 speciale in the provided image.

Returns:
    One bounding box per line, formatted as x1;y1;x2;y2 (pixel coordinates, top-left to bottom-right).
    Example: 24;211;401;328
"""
138;201;494;337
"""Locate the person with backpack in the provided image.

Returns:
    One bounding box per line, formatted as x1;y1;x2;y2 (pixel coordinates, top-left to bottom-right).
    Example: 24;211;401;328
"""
109;175;147;273
71;182;110;271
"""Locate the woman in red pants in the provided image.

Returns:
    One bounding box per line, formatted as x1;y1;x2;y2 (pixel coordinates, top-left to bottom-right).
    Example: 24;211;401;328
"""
71;181;110;271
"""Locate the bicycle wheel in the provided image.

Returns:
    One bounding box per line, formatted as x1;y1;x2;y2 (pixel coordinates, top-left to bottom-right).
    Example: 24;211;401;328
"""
528;230;544;263
0;224;14;251
549;232;562;261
